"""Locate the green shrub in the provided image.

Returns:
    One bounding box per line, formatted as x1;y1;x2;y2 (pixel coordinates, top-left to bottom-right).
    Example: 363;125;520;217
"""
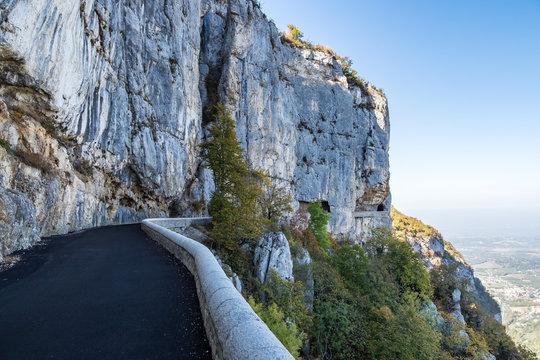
331;242;368;293
311;259;359;359
366;227;433;302
262;270;312;333
307;201;331;249
248;297;305;359
309;235;444;360
363;296;450;360
0;138;10;151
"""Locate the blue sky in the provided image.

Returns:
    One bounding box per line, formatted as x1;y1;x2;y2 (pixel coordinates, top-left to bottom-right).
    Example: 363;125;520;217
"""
261;0;540;214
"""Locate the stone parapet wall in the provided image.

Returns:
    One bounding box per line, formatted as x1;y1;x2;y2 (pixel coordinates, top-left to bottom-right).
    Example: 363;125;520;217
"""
141;218;293;360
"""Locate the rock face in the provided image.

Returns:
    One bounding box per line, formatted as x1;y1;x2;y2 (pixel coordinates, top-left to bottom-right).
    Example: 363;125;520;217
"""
409;234;502;321
451;288;466;324
406;232;445;269
0;0;391;259
420;301;444;329
0;186;40;261
254;232;294;284
213;251;243;293
293;247;314;310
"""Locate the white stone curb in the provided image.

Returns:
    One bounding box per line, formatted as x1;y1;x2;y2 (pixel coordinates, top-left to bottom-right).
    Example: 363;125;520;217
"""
141;218;293;360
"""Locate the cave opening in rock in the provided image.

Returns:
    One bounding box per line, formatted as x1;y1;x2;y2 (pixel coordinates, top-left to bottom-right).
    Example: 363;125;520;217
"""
377;204;385;211
321;200;330;213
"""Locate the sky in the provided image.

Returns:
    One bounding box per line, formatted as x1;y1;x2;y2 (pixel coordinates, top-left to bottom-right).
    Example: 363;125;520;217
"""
261;0;540;221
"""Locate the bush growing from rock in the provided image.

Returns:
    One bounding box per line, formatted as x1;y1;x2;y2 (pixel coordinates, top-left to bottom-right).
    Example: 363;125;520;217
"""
307;201;330;249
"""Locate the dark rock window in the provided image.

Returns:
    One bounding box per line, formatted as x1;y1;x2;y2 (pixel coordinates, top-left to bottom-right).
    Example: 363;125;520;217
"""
377;204;385;212
321;200;331;213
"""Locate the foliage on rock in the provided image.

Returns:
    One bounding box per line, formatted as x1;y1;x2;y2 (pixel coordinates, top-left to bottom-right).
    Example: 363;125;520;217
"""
307;201;331;250
391;206;442;240
279;24;384;95
249;296;305;359
0;138;10;151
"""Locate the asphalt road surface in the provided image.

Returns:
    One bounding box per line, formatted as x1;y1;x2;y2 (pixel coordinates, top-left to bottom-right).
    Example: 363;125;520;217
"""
0;224;211;360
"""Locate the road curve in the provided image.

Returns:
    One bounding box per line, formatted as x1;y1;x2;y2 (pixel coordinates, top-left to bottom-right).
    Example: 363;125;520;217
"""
0;224;211;360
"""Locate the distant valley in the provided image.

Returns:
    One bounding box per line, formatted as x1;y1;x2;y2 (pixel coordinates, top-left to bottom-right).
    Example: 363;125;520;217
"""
402;208;540;355
448;235;540;354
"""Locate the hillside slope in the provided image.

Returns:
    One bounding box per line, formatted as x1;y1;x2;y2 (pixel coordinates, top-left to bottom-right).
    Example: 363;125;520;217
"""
392;208;538;359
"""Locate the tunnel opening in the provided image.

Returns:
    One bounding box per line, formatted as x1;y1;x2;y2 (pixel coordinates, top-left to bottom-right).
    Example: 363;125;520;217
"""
377;204;385;212
321;200;331;213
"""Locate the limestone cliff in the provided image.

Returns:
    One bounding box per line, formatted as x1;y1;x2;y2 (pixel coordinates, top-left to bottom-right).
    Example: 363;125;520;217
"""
0;0;390;261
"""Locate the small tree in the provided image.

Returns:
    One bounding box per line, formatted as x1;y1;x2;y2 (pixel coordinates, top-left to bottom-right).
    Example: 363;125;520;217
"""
248;297;304;359
260;175;292;228
286;24;304;41
307;201;331;249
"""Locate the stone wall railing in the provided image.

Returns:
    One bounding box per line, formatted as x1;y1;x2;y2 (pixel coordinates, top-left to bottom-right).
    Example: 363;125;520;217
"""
141;218;293;360
354;210;390;218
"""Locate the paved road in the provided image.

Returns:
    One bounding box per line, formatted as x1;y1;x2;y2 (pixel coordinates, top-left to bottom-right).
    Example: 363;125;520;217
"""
0;224;211;360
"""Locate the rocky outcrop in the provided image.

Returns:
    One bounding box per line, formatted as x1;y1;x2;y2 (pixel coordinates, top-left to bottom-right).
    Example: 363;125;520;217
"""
480;351;497;360
254;232;294;284
420;301;444;328
0;0;391;259
293;247;314;310
214;251;243;293
0;186;40;261
406;232;445;269
450;288;466;324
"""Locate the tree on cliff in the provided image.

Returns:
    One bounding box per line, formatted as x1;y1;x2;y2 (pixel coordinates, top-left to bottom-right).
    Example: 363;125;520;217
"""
286;24;304;41
260;176;292;229
307;201;331;249
200;104;264;251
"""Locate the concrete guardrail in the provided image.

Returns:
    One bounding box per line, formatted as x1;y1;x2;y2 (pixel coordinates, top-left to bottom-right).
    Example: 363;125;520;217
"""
141;218;294;360
354;210;390;218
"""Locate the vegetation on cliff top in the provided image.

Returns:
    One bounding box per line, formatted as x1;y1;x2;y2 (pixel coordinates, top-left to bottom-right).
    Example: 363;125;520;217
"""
280;24;384;96
391;206;467;263
391;206;442;240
